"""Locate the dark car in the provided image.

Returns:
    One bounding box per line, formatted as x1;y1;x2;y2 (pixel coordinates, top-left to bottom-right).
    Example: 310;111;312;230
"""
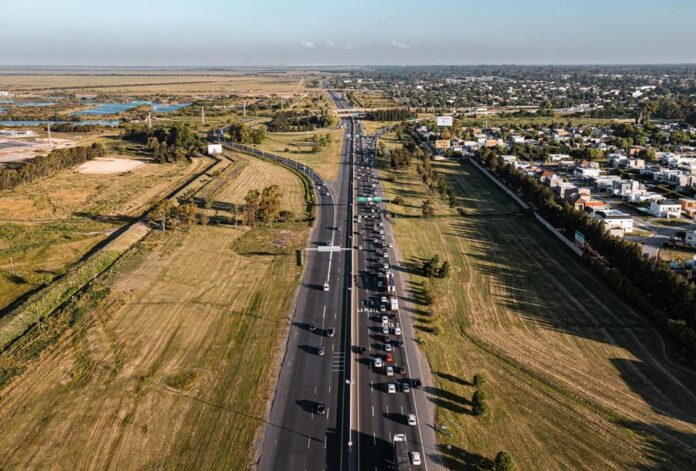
394;339;404;349
327;327;335;337
358;345;368;354
318;345;325;356
308;322;316;332
395;365;406;375
412;378;422;389
315;402;326;414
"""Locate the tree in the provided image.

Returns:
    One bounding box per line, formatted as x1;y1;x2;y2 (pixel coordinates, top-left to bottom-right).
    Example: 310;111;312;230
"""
494;451;514;471
151;199;173;230
178;202;197;230
422;255;440;277
421;199;435;218
472;389;488;416
637;148;657;161
438;261;450;278
250;125;267;144
244;189;261;226
259;185;282;225
392;196;404;205
448;194;457;208
473;373;485;387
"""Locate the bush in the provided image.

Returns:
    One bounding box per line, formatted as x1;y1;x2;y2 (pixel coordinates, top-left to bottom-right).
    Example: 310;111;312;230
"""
473;373;485;387
494;451;514;471
472;389;488;416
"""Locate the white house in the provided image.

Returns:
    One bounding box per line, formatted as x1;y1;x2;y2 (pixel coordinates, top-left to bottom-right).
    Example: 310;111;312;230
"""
593;210;634;234
501;155;517;164
650;200;682;218
548;153;570;162
574;167;601;179
207;143;223;155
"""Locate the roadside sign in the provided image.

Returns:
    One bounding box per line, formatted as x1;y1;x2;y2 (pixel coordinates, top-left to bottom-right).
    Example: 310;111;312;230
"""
317;246;341;252
574;230;586;248
357;196;383;203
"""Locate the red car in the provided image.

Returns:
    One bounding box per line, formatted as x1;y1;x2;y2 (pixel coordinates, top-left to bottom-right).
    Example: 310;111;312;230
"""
386;353;393;363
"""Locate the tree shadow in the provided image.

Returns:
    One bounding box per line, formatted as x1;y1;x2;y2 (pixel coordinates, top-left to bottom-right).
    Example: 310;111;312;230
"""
437;443;494;471
434;371;473;387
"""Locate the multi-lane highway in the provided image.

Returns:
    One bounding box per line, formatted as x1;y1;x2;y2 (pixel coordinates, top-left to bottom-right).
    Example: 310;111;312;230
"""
256;83;439;471
257;114;355;471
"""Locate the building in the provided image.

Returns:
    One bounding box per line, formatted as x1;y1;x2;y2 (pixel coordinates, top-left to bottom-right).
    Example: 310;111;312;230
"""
686;230;696;247
574;167;601;179
500;155;517;164
679;198;696;219
0;129;34;138
207;143;223;155
593;209;634;234
650;200;682;218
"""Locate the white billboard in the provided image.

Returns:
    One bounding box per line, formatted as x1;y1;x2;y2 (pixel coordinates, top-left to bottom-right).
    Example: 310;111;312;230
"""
436;116;453;127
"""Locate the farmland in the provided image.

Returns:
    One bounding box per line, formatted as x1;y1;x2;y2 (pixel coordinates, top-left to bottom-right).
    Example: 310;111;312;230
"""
379;154;696;468
0;155;205;312
0;221;309;469
255;126;344;181
214;152;308;216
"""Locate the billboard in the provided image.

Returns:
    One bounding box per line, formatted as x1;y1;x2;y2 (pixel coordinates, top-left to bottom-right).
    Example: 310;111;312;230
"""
436;115;453;127
435;140;451;149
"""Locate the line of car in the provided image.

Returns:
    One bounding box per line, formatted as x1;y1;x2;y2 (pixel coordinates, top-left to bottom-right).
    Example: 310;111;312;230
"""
355;129;423;467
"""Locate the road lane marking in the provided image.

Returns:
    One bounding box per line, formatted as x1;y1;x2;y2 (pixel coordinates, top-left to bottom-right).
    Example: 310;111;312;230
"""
373;433;376;446
371;405;374;417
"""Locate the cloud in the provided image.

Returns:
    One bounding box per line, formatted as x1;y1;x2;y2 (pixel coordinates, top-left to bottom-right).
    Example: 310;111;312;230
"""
390;39;411;50
324;40;335;48
340;42;353;50
300;40;315;49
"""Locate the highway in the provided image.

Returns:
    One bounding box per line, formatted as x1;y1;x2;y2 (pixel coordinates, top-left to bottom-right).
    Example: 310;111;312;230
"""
256;113;355;471
350;127;441;471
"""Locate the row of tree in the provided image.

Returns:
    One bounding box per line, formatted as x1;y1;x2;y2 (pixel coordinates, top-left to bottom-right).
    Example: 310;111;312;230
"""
123;123;202;163
422;254;450;278
0;143;105;191
267;110;336;132
227;123;267;145
364;108;413;121
478;148;696;360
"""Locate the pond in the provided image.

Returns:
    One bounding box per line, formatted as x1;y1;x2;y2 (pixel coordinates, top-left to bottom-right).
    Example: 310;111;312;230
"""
73;101;191;115
0;120;120;127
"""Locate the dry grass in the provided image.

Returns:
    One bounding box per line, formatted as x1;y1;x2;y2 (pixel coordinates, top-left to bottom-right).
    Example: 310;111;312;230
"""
214;152;307;216
0;74;311;97
361;120;400;136
0;222;309;469
351;91;397;108
380;156;696;469
256;127;344;181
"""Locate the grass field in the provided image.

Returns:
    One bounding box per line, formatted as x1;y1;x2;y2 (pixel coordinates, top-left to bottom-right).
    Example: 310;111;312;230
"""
361;120;400;136
379;154;696;468
0;221;309;469
351;91;397;108
0;73;311;96
214;152;308;216
0;156;204;312
256;127;344;181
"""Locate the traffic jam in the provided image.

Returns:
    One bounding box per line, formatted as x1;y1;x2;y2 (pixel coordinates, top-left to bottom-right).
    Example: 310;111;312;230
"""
354;128;423;467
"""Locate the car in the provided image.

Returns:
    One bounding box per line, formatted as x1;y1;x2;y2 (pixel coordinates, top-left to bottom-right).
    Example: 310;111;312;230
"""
395;365;406;374
323;282;329;291
402;382;411;393
386;353;393;363
384;252;389;258
309;322;316;332
394;325;402;336
407;414;417;426
327;327;335;337
358;345;368;354
410;451;421;465
394;339;404;349
380;297;388;305
412;378;422;388
380;304;386;312
315;402;326;415
384;343;392;352
386;366;394;376
389;243;394;248
373;358;383;368
387;383;397;394
318;345;325;356
377;281;384;288
382;325;389;335
381;313;388;322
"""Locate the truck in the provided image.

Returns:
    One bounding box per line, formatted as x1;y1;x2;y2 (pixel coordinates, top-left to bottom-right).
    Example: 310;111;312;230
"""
392;433;410;470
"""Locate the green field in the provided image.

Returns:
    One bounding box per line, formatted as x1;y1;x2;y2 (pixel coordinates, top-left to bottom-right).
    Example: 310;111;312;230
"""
379;154;696;468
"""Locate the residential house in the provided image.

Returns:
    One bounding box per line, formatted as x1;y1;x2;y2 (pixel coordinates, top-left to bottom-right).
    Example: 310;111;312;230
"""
650;200;682;218
593;209;634;234
574;166;601;179
679;198;696;219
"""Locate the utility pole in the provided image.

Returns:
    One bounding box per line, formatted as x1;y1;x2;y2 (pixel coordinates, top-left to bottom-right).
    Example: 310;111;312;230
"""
201;107;205;125
243;101;246;117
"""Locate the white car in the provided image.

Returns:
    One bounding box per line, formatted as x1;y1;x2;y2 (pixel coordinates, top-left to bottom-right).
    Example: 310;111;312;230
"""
386;366;394;376
373;358;383;368
382;325;389;334
394;325;402;336
387;383;396;394
410;451;422;465
407;413;417;425
384;343;392;352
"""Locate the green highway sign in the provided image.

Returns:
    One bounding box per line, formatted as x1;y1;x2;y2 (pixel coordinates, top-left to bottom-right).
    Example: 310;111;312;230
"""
357;196;383;203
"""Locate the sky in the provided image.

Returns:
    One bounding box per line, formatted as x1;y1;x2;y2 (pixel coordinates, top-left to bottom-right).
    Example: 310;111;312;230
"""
1;0;695;66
